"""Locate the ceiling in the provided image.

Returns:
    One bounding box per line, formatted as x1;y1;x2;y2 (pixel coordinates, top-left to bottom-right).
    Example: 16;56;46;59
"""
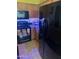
17;0;47;4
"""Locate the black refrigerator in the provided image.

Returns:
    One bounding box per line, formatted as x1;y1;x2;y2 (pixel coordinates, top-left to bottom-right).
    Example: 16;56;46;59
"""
39;1;61;56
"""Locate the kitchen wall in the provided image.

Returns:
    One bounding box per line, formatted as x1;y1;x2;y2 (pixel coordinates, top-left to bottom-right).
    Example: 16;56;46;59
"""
17;2;39;18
